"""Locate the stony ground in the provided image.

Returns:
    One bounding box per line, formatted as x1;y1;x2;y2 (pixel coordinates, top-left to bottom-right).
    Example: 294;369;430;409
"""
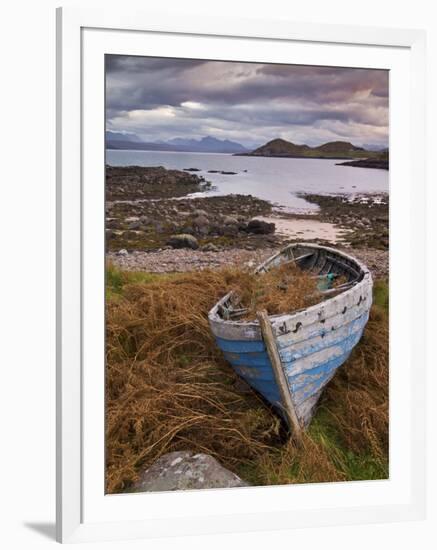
108;247;276;273
106;190;279;252
108;246;388;279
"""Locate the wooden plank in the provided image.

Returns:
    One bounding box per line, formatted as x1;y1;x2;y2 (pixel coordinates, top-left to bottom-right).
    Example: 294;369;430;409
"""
281;253;315;267
257;310;303;442
208;278;371;342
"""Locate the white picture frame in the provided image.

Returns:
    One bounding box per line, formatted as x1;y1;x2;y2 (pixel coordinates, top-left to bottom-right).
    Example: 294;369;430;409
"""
56;6;426;543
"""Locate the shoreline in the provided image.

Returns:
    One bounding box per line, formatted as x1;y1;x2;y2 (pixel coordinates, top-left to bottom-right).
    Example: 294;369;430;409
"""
105;166;389;278
235;152;374;160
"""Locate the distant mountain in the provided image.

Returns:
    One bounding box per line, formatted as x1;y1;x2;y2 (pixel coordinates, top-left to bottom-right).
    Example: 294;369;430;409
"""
362;144;388;152
106;133;248;153
239;138;377;160
106;139;178;152
166;136;248;153
105;131;142;143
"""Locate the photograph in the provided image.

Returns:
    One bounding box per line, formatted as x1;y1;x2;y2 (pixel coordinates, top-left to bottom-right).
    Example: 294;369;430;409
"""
104;55;389;495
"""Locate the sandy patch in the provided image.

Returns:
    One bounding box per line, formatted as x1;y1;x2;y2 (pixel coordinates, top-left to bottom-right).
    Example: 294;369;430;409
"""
257;216;351;244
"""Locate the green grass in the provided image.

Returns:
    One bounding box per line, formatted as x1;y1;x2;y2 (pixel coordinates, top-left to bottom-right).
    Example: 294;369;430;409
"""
373;279;389;313
106;263;176;299
307;408;388;481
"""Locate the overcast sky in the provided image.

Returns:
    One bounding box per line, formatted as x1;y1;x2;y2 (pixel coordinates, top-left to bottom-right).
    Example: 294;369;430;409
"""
105;55;389;149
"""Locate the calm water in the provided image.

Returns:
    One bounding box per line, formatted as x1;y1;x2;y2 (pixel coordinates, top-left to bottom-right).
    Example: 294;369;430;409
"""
106;150;389;212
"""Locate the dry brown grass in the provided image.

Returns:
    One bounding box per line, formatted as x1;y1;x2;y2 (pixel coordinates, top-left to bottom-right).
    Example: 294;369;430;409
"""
105;266;389;493
233;263;320;320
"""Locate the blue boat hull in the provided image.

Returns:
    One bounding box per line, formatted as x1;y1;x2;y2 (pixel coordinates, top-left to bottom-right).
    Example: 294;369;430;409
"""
214;310;369;427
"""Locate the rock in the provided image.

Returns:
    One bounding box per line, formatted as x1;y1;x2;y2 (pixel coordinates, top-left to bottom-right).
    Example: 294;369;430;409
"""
128;221;141;230
202;243;219;252
167;222;181;232
198;226;210;236
167;234;199;250
247;219;275;235
222;224;238;236
193;209;208;217
125;216;140;223
208;224;222;236
223;215;239;225
193;215;210;235
193;215;209;228
106;219;119;229
116;249;128;256
131;451;248;492
183;167;201;172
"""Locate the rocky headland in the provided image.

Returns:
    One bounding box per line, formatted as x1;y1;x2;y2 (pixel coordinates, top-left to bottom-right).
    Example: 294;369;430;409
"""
106;164;211;200
336;158;389;170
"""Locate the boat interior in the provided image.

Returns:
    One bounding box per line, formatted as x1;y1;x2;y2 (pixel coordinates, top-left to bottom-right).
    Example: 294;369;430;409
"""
217;244;366;321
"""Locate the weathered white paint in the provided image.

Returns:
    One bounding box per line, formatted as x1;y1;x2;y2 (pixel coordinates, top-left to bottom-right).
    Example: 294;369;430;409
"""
208;243;373;343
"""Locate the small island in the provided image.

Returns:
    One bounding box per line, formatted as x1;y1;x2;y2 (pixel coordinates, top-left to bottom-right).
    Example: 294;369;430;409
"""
237;137;380;160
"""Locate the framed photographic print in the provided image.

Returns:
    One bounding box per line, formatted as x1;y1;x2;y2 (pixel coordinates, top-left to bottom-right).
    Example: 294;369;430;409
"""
56;6;426;543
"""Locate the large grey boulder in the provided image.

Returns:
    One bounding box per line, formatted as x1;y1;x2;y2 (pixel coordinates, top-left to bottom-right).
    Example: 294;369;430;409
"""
131;451;248;492
167;234;199;250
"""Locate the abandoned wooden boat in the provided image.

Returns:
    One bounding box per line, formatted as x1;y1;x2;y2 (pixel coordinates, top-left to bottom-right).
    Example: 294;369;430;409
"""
208;243;373;433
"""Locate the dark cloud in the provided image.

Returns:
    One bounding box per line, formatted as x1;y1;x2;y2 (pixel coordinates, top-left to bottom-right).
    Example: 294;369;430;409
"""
105;55;207;73
105;55;389;148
